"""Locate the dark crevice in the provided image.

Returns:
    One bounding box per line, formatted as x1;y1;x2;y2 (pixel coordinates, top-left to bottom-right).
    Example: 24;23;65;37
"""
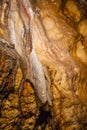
34;106;52;130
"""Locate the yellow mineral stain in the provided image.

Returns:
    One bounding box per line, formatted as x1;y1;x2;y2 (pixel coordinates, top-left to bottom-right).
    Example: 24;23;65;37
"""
0;28;6;39
15;67;23;91
23;81;34;96
0;28;4;35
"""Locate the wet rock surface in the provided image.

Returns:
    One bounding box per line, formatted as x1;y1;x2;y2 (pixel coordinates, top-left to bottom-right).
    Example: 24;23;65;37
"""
0;0;87;130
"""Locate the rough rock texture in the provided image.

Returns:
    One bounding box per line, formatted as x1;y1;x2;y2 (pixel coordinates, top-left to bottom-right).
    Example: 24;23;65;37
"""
63;0;81;22
0;40;37;130
0;0;87;130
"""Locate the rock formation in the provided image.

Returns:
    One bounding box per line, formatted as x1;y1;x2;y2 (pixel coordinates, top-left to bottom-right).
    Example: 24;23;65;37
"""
0;0;87;129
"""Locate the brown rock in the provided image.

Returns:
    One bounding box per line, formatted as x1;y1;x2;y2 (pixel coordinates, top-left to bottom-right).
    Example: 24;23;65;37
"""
64;0;81;22
0;40;37;130
77;19;87;37
0;0;87;130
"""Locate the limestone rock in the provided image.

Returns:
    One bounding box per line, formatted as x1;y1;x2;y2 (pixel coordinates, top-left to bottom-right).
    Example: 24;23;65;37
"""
0;0;87;130
0;41;37;130
76;41;87;63
77;19;87;37
64;0;81;22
